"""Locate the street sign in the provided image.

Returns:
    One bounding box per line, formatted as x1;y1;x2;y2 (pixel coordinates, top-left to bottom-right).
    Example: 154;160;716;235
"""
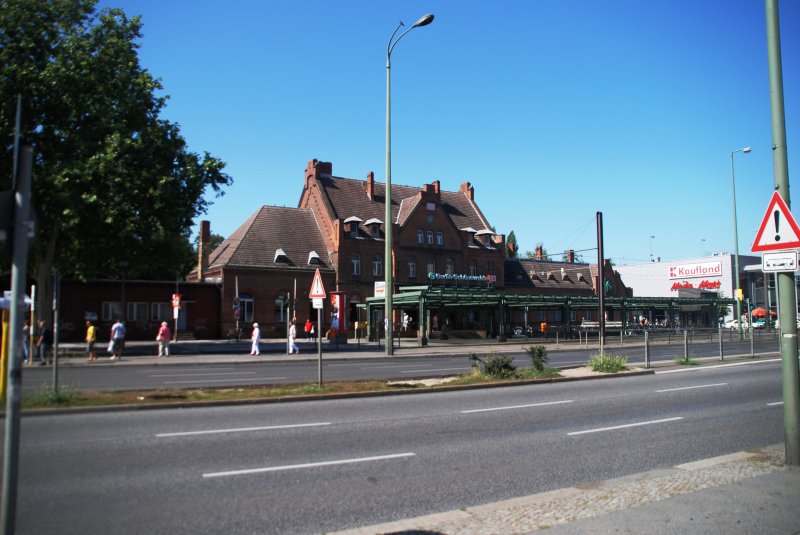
752;191;800;252
309;268;326;299
172;293;181;308
312;298;323;309
763;250;798;272
374;281;386;298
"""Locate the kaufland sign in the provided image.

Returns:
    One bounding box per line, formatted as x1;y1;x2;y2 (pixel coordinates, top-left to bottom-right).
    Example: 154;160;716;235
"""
668;261;722;280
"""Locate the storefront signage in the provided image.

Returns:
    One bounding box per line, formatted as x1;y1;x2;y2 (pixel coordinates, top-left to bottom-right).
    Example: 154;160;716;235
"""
428;273;497;282
670;280;721;291
668;261;722;280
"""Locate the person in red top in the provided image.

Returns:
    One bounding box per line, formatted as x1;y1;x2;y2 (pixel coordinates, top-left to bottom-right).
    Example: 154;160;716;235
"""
304;319;313;341
156;321;172;358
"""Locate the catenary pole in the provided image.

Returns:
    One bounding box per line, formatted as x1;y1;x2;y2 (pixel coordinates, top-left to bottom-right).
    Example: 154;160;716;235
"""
765;0;799;465
2;144;33;535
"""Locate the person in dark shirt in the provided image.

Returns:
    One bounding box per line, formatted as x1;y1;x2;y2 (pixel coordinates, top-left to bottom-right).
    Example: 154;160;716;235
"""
36;320;53;365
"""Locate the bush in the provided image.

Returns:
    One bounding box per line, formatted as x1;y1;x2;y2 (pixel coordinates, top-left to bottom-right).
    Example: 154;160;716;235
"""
524;345;548;372
588;353;628;373
468;352;517;379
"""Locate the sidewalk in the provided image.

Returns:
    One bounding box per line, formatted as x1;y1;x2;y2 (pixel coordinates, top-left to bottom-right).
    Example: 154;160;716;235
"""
332;444;800;535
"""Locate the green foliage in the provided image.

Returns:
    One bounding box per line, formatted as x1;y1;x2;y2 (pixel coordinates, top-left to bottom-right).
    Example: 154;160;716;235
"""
506;230;518;258
23;384;78;407
469;352;517;379
524;345;548;372
0;0;232;298
675;357;700;366
588;353;628;373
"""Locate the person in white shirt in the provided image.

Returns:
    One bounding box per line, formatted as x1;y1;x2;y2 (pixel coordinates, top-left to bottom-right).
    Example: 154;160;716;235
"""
250;323;261;355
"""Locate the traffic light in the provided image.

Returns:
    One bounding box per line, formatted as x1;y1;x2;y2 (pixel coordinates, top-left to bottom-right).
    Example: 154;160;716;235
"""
736;288;744;301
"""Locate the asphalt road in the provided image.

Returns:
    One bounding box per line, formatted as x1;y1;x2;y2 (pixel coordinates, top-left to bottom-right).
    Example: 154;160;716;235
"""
20;336;780;392
8;359;784;534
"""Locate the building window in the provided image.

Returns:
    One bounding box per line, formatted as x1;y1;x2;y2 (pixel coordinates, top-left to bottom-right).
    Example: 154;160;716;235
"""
427;257;436;274
102;302;122;321
240;295;254;323
427;231;434;245
349;222;358;238
417;230;424;244
468;260;477;276
371;224;380;238
408;256;417;279
351;253;361;276
426;202;435;211
127;302;148;321
373;255;383;277
555;310;562;322
446;258;454;275
274;295;289;323
436;231;443;246
487;261;495;275
484;235;492;246
152;302;170;322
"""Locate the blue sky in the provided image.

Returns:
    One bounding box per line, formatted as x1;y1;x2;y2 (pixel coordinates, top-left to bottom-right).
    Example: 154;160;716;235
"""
99;0;799;266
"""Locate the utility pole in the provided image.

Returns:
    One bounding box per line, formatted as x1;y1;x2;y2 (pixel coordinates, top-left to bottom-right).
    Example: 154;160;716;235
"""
2;144;34;534
765;0;799;465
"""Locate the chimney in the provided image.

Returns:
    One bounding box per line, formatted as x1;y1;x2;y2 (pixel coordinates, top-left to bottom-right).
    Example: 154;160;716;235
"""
198;220;211;282
567;249;575;263
366;171;374;200
433;180;440;194
535;245;543;260
459;181;474;201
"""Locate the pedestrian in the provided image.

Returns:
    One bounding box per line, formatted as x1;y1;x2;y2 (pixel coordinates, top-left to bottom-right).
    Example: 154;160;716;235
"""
304;319;313;341
402;313;410;332
156;321;171;358
289;320;300;354
22;319;30;364
109;318;126;361
250;322;261;355
35;320;53;366
85;320;97;362
432;314;439;331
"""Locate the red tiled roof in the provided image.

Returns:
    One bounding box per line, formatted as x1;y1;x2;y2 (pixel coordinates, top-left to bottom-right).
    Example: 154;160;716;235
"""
207;206;330;270
318;175;492;233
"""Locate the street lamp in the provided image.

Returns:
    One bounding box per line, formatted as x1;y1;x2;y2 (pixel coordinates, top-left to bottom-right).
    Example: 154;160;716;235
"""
385;13;434;356
730;146;752;338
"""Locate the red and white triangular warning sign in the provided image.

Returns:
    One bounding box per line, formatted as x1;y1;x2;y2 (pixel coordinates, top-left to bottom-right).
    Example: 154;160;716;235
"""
752;191;800;252
308;268;327;299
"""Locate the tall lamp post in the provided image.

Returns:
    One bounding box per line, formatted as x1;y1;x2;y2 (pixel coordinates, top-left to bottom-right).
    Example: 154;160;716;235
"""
385;13;434;356
730;146;751;338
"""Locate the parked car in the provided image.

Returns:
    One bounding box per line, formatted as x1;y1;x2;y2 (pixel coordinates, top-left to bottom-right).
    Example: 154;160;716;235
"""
724;318;749;330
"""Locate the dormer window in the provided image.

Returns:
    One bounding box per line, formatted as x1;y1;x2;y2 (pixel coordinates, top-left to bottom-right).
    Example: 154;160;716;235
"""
475;228;494;247
307;251;322;265
274;248;288;263
364;218;383;238
344;216;363;238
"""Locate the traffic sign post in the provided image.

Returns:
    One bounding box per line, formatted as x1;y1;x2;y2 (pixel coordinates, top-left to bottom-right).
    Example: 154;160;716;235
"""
751;191;800;253
308;269;326;386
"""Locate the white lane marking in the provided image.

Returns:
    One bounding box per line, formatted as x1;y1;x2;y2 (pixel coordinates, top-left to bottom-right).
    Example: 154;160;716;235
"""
656;358;781;374
137;367;238;373
163;377;287;384
401;367;467;374
157;422;331;438
768;401;784;406
568;417;684;436
150;372;257;378
363;364;437;370
462;400;574;414
656;383;728;393
202;452;416;478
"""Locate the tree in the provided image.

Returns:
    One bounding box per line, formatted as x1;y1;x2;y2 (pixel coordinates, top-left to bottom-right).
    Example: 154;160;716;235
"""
1;0;232;317
506;230;518;258
524;243;549;260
